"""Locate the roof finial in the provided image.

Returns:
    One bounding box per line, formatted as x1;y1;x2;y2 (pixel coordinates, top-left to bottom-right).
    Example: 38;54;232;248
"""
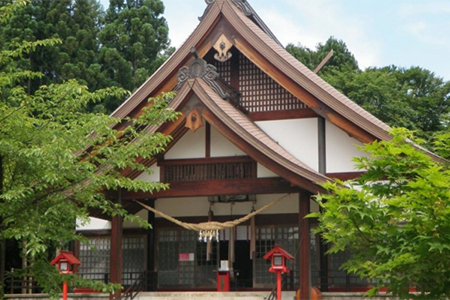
199;0;216;21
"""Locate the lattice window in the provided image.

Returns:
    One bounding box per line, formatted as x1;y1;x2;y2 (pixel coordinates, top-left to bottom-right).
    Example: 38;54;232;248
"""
254;226;307;289
122;236;146;286
160;158;256;182
163;162;254;182
239;53;307;112
79;237;110;282
79;236;145;284
211;58;231;85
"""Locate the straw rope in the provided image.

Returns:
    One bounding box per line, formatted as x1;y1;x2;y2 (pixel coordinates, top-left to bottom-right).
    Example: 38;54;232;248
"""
134;194;291;231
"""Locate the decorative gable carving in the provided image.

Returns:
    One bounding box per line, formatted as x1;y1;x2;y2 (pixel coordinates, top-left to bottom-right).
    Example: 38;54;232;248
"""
213;34;233;63
175;47;230;100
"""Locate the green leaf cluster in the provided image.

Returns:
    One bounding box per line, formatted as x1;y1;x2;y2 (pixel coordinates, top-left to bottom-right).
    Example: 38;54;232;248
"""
0;0;173;113
0;2;179;296
312;128;450;299
286;38;450;141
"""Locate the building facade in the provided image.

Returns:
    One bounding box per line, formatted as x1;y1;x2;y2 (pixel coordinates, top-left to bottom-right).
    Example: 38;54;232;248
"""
74;0;430;298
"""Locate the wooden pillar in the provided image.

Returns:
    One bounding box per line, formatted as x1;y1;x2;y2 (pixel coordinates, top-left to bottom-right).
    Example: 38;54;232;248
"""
318;117;329;291
299;191;311;300
146;199;156;291
318;117;326;174
109;190;123;300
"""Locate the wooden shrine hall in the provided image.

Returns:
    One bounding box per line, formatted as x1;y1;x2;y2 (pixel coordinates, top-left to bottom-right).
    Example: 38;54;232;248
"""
74;0;422;298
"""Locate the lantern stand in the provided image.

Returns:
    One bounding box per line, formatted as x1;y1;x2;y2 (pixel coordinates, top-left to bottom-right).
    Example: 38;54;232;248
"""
50;251;81;300
263;245;294;300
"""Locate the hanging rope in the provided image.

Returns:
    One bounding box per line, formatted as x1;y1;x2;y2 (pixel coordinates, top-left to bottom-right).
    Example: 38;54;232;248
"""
134;193;291;231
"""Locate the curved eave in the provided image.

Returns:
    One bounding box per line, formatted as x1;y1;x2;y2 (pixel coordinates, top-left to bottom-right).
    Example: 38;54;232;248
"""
220;1;446;163
190;79;329;194
221;1;391;141
129;78;329;193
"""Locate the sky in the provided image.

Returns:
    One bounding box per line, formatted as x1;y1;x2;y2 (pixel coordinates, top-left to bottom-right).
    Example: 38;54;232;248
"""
99;0;450;81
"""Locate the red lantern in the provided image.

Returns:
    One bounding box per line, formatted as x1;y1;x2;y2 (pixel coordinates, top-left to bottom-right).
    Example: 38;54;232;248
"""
51;251;81;300
263;245;294;300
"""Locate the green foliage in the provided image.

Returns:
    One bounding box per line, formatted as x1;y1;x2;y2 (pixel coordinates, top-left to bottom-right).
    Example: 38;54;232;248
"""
0;2;179;296
286;37;359;75
287;37;450;140
312;128;450;299
99;0;171;109
0;0;173;113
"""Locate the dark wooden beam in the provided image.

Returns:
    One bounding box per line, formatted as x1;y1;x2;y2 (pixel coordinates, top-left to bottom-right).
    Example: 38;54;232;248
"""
205;122;211;158
299;191;311;300
248;109;318;121
158;155;253;166
147;199;156;287
121;177;300;199
318;117;326;174
325;172;365;181
109;191;123;300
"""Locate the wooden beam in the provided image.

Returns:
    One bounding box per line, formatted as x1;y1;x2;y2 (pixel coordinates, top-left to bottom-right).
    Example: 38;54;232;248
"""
121;177;299;199
147;199;156;289
314;50;334;74
158;155;254;166
299;191;311;300
109;191;123;300
248;109;318;121
325;172;365;181
318;117;326;174
205;122;211;158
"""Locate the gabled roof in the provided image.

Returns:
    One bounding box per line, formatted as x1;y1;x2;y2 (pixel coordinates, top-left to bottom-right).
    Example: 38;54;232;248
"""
111;0;444;187
129;76;329;194
111;0;390;145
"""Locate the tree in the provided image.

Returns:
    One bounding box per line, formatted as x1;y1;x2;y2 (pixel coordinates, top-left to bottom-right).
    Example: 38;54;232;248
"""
99;0;171;96
287;37;450;139
286;37;359;75
311;128;450;299
0;1;179;296
0;0;103;92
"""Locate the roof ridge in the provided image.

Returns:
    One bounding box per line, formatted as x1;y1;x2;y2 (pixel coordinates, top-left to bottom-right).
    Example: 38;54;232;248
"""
199;0;283;46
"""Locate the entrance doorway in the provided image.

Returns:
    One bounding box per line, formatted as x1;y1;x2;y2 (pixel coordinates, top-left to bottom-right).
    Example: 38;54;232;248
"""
219;240;253;289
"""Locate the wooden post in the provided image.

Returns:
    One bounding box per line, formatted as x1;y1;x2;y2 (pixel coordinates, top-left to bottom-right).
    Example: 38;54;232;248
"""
63;281;68;300
299;192;311;300
318;117;326;175
146;199;156;291
109;190;123;300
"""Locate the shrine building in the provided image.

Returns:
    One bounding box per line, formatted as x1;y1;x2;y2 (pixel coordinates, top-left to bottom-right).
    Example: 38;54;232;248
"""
74;0;437;298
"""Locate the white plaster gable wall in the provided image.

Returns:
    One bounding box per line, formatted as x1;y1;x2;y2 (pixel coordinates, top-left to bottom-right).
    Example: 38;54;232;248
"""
210;126;246;157
135;165;160;182
76;217;111;231
165;124;206;159
325;120;368;173
156;197;210;217
154;193;300;218
257;163;278;178
255;118;319;171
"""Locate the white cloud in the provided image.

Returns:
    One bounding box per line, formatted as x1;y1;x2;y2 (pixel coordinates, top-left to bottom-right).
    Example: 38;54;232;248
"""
399;2;450;16
257;0;381;69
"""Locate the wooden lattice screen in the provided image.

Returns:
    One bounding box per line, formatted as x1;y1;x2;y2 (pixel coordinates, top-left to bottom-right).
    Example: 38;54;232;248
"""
238;53;307;112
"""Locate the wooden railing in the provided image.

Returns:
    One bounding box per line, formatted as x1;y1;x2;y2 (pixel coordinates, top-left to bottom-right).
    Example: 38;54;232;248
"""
159;156;256;182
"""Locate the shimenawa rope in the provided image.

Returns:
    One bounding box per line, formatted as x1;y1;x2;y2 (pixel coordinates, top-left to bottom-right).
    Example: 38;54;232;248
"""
134;193;291;231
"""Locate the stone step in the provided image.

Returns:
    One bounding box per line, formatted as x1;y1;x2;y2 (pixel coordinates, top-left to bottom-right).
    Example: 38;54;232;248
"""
135;291;297;300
